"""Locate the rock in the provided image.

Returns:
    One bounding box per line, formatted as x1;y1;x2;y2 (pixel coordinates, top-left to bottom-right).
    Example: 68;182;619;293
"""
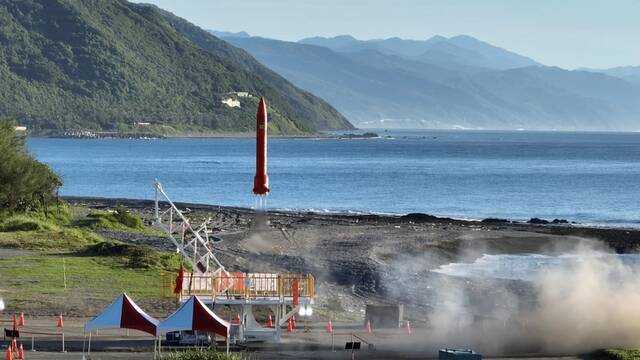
528;218;549;224
401;213;440;222
481;218;511;224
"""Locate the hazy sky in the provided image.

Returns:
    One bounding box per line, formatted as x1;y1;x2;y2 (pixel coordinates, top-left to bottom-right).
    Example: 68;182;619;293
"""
136;0;640;69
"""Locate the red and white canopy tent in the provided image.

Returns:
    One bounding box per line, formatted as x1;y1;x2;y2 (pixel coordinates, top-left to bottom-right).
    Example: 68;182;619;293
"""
83;293;159;354
157;295;231;354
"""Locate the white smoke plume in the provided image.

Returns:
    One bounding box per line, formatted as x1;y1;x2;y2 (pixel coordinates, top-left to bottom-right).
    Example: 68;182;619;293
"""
387;241;640;356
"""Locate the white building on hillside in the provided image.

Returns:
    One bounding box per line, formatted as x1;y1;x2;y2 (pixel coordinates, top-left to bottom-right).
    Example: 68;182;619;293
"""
221;98;241;108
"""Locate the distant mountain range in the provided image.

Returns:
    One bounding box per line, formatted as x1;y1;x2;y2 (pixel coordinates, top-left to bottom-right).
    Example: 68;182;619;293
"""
583;66;640;87
0;1;351;135
211;31;640;131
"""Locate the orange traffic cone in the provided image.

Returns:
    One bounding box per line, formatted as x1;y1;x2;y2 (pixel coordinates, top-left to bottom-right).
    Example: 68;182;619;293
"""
56;313;64;328
365;320;372;334
405;321;412;334
266;314;273;328
18;313;25;327
326;319;333;333
5;347;12;360
287;318;293;333
17;345;24;360
235;313;241;325
292;315;296;329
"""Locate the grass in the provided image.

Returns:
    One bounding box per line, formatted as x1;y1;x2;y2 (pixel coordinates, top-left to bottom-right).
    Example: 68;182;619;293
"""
160;349;244;360
0;228;103;252
0;206;183;314
0;253;168;314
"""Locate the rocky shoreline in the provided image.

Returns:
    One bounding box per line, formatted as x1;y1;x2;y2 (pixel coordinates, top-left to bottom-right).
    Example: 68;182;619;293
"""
63;195;640;253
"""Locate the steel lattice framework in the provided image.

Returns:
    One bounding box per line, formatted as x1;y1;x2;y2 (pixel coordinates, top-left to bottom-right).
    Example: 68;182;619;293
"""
153;180;227;276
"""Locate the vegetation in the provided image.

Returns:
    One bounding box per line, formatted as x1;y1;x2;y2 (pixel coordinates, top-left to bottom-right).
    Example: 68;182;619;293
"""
0;114;182;313
0;119;61;213
0;0;351;135
161;349;244;360
80;206;152;233
85;241;182;270
0;206;183;313
599;349;640;360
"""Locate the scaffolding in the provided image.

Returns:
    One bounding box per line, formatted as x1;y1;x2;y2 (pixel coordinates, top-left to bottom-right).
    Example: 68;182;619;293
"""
153;181;315;342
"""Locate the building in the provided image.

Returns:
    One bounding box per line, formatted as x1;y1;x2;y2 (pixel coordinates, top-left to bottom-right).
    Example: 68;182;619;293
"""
221;98;241;108
14;126;27;132
227;91;251;98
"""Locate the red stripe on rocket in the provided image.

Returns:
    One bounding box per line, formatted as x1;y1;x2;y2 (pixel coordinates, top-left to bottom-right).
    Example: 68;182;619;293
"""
253;97;269;195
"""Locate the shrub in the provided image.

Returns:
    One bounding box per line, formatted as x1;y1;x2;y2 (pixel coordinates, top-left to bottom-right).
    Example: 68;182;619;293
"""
161;349;243;360
86;207;146;232
601;349;640;360
85;241;183;270
0;119;62;213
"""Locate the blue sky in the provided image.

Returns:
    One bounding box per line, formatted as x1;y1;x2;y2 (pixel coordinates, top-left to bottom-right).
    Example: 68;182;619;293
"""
136;0;640;69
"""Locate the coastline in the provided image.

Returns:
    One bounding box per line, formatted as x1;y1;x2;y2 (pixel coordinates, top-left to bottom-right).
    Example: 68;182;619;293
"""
63;195;640;251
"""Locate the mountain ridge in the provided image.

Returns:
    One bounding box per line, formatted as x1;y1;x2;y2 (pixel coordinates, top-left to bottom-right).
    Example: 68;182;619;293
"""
217;32;640;131
299;34;541;70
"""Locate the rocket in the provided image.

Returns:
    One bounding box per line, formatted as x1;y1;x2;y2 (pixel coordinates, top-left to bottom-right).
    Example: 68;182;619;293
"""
253;97;269;195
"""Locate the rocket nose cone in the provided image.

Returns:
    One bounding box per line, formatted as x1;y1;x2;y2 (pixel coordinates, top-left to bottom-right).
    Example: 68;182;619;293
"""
257;97;267;121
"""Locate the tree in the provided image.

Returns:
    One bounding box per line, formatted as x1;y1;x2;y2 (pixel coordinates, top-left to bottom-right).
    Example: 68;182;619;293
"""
0;118;62;214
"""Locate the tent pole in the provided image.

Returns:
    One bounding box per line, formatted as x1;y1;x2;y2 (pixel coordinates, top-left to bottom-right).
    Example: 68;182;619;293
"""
226;330;230;354
88;332;92;354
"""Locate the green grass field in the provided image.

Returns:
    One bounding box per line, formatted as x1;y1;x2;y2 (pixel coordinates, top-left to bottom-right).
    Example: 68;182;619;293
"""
0;206;178;315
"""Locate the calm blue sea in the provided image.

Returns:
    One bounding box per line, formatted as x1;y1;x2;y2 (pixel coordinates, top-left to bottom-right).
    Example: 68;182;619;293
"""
27;130;640;227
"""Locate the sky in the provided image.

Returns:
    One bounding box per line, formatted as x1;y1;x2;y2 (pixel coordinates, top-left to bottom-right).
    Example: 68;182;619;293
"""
135;0;640;69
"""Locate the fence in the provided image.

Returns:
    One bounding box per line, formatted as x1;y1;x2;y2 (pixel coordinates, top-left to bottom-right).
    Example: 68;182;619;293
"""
162;272;315;301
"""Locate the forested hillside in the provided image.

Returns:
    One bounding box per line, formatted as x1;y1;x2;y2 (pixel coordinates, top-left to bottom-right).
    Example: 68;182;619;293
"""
0;0;352;135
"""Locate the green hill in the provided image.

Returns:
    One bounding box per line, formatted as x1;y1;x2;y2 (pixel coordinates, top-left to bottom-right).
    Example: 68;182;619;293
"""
0;0;352;135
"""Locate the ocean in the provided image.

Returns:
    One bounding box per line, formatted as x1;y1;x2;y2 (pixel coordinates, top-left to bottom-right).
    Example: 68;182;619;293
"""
27;129;640;227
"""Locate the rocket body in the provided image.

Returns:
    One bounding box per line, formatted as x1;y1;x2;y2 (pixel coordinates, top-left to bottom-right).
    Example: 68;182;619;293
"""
253;97;269;195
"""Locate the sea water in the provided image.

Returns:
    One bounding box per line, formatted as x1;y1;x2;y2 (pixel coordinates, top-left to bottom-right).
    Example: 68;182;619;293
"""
27;130;640;227
432;253;640;282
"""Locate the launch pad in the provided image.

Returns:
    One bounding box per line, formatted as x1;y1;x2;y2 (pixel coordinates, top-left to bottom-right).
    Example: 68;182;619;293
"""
152;97;315;343
153;181;315;342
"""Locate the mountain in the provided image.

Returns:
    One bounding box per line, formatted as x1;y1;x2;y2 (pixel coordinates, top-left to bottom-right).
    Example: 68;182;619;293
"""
300;35;540;70
208;30;250;39
583;66;640;87
0;0;352;135
219;33;640;130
